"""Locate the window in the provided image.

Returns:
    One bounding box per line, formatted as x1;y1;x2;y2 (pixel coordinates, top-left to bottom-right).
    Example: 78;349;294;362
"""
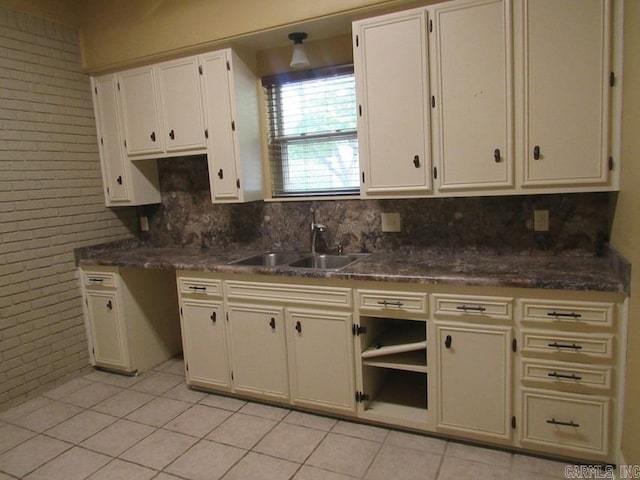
263;65;359;197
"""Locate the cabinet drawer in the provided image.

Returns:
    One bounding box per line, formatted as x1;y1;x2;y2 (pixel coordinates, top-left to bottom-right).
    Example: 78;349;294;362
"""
83;270;117;288
357;289;428;316
521;359;613;392
520;330;614;360
521;389;609;457
521;299;614;328
433;294;513;321
178;276;222;297
225;281;352;308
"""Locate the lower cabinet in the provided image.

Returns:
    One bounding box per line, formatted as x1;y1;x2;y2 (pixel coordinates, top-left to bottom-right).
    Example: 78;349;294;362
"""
81;266;181;374
180;299;230;391
286;309;355;413
227;304;289;401
171;272;625;463
435;322;512;441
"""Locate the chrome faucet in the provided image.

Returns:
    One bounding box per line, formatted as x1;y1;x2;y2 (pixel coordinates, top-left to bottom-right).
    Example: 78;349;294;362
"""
310;207;326;255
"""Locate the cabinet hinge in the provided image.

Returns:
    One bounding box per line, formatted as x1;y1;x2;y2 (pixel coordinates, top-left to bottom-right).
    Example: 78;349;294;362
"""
231;120;236;131
355;391;370;403
512;338;517;352
106;187;110;194
100;137;103;145
429;19;433;33
226;60;231;71
85;298;88;306
511;416;517;429
610;71;615;87
231;371;234;380
226;312;229;322
198;65;203;75
355;34;359;47
361;171;365;184
124;139;127;147
236;178;240;189
185;363;189;371
94;86;97;95
433;166;438;179
204;128;208;139
431;96;436;108
352;324;367;336
608;156;614;171
180;307;183;316
358;105;362;117
92;347;95;354
117;82;120;91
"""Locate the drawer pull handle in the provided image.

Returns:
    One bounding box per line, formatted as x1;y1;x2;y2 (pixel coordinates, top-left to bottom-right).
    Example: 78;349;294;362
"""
377;300;404;307
88;277;103;283
106;300;113;310
547;311;582;319
295;321;302;333
548;342;583;350
210;311;216;323
188;286;207;292
546;418;580;428
445;335;452;349
269;317;276;329
548;371;582;381
456;305;486;313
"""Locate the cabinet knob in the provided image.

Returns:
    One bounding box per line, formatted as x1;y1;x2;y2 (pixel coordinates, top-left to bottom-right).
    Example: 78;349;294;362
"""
269;317;276;329
218;169;224;179
445;335;452;349
533;145;541;160
116;175;122;185
169;129;175;140
210;311;216;323
295;321;302;333
413;155;420;168
106;300;113;311
150;131;156;142
494;148;501;163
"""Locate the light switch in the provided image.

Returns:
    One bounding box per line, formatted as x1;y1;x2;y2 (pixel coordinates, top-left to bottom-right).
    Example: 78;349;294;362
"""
534;210;549;232
381;213;401;232
140;216;149;232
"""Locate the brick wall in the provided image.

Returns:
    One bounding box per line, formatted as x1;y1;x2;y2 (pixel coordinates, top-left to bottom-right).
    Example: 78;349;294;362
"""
0;8;137;410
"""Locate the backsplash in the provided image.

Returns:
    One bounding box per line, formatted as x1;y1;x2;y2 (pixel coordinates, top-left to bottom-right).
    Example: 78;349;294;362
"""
143;156;612;255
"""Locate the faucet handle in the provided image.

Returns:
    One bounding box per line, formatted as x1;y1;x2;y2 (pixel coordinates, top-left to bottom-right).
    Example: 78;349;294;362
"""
336;243;344;255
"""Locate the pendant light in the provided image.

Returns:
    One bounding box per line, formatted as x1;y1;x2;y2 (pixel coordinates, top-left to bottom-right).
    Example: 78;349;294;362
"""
288;32;310;69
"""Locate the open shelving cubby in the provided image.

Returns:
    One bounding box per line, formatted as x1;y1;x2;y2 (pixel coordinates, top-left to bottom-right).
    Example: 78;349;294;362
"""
357;316;429;424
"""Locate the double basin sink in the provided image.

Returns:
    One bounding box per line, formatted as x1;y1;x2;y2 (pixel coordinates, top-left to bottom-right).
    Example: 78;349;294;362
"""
228;251;370;271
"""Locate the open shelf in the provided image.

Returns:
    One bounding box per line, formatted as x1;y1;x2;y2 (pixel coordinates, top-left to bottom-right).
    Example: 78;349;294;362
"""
362;350;428;373
360;317;427;371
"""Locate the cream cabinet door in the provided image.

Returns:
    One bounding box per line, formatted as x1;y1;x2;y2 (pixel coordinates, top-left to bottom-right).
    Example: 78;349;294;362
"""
354;8;431;197
156;57;206;153
227;304;289;401
436;322;512;440
520;0;611;187
118;66;164;156
286;309;355;414
430;0;513;191
200;50;241;201
180;299;230;390
86;290;129;371
92;75;129;203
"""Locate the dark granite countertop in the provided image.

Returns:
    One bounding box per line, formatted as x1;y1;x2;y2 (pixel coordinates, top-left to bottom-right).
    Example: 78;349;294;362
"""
75;239;630;294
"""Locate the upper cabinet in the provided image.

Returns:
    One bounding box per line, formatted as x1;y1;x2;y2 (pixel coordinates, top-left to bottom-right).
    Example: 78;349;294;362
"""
354;0;619;198
91;74;161;206
156;57;207;154
118;57;207;158
430;0;513;192
199;49;263;203
517;0;613;188
353;8;432;198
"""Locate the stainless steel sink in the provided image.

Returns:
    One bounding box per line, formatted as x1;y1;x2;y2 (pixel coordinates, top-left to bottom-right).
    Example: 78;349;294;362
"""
228;252;370;271
287;253;370;271
228;252;306;267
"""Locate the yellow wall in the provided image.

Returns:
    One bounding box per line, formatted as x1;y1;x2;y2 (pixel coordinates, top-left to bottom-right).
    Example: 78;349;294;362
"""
611;0;640;467
76;0;419;73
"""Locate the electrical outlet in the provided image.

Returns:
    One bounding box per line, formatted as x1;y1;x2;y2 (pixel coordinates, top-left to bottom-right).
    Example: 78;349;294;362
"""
534;210;549;232
140;216;149;232
381;212;401;232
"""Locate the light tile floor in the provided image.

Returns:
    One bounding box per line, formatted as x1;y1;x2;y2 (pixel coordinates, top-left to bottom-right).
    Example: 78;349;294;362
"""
0;357;578;480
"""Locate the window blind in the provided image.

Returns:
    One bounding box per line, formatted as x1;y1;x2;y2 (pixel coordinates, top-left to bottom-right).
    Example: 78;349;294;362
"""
263;65;359;197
